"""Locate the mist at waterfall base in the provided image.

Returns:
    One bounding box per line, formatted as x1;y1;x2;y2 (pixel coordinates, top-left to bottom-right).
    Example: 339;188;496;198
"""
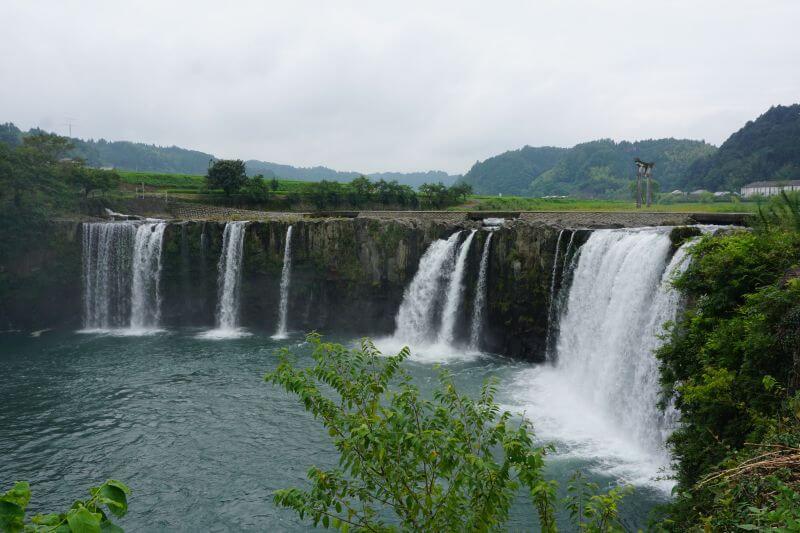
1;223;695;529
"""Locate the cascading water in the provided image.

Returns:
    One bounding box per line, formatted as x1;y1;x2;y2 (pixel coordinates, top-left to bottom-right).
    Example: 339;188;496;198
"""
554;228;675;456
560;230;577;281
212;221;248;334
82;221;166;332
392;231;462;345
543;229;566;360
437;230;477;345
509;227;697;488
468;232;493;351
82;222;136;329
130;222;167;330
272;225;293;339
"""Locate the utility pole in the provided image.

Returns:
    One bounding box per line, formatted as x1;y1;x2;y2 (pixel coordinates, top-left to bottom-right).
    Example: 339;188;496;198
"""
64;117;77;137
635;159;643;208
634;158;655;209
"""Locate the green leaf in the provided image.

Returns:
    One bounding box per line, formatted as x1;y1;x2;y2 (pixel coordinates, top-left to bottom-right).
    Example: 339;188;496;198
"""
97;484;128;517
103;480;130;496
66;507;103;533
99;520;125;532
1;482;31;509
0;500;26;532
32;512;65;526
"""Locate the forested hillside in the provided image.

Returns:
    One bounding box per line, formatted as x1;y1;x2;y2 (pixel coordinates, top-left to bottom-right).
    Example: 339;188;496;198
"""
461;138;716;198
461;146;567;195
682;104;800;191
0;123;457;187
531;138;716;197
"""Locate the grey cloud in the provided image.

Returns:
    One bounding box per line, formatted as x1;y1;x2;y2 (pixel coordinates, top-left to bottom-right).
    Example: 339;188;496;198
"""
1;0;798;174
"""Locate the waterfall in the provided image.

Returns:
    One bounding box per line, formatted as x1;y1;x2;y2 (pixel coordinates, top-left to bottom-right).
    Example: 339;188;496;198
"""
393;232;462;345
438;230;477;346
82;221;166;332
129;222;167;330
508;227;697;488
82;222;136;329
560;230;577;281
214;221;248;332
553;228;690;462
468;232;493;351
272;225;293;339
543;230;566;360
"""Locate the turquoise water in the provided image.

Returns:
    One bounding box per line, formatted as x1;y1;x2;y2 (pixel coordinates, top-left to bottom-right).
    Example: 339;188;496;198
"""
0;330;669;531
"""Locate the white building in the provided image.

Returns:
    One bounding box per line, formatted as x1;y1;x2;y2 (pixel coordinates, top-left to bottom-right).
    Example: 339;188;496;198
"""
741;180;800;198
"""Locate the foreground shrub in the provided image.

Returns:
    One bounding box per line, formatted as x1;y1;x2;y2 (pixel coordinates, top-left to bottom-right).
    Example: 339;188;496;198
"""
0;479;130;532
267;334;630;531
657;226;800;531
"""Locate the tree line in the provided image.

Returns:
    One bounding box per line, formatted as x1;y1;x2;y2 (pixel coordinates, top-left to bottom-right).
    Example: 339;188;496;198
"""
206;159;472;209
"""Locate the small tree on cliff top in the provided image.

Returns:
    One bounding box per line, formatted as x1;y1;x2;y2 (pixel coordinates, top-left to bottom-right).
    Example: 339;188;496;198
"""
206;159;247;196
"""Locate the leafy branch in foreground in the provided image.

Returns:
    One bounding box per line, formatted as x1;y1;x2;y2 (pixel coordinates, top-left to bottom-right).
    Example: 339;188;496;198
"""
565;471;631;532
266;333;630;531
0;479;130;532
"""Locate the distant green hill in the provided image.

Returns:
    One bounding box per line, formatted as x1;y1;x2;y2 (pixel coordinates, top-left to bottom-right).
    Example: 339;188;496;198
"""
461;146;567;196
461;139;716;198
0;123;457;187
531;138;716;197
245;160;457;187
681;104;800;191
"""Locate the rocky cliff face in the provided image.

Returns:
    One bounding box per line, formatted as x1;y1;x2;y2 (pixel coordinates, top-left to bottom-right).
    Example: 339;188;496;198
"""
0;221;83;331
4;217;574;362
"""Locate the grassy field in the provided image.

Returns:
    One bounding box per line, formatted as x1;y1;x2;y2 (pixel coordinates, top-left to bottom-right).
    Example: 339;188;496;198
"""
116;170;757;213
458;195;757;213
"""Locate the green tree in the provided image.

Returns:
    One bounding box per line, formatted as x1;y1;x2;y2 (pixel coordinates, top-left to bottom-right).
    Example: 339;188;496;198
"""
448;182;473;202
349;175;375;206
657;225;800;530
0;479;131;532
241;174;271;202
270;176;280;192
307;180;344;209
267;334;560;531
206;159;247;196
418;182;449;208
65;166;121;198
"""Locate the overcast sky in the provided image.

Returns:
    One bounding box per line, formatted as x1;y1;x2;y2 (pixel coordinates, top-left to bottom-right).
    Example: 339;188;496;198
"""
1;1;798;174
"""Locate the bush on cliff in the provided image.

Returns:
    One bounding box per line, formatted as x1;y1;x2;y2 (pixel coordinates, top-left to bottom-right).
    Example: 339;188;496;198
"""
657;217;800;530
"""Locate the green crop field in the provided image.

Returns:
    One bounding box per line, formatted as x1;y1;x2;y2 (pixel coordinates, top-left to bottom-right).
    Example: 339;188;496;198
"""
457;195;758;213
117;170;313;193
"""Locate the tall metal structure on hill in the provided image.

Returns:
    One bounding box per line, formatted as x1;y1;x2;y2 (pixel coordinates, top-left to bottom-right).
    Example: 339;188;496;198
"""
634;158;655;208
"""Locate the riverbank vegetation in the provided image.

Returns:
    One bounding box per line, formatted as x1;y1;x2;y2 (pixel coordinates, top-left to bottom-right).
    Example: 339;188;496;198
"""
0;133;119;278
657;192;800;530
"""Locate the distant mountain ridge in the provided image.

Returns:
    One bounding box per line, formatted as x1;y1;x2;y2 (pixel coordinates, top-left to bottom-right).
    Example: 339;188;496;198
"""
681;104;800;191
461;138;717;198
0;123;459;187
4;103;799;196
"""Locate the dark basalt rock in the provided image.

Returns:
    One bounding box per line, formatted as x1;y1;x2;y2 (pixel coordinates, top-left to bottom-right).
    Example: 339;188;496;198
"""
2;217;586;362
